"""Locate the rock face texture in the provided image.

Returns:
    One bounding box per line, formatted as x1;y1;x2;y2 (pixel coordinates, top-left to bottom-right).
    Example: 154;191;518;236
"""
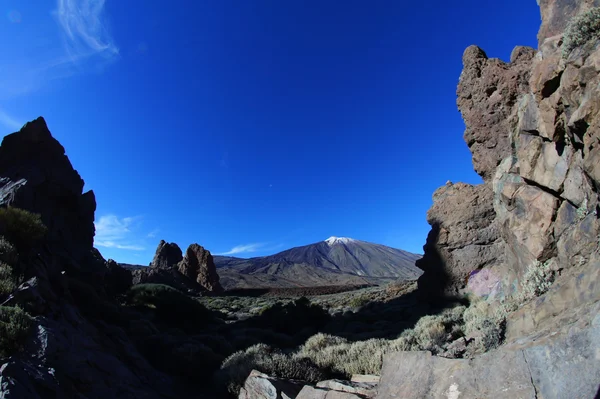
150;240;183;269
416;183;504;298
411;1;600;397
178;244;222;292
419;0;600;300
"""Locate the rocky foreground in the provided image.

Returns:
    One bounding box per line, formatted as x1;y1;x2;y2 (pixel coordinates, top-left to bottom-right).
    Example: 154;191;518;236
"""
0;1;599;398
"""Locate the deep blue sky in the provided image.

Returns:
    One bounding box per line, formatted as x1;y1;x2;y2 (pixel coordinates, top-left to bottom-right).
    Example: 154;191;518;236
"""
0;1;540;264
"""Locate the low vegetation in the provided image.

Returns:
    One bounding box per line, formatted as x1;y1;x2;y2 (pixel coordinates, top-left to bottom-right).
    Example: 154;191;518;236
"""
562;7;600;58
219;344;326;395
518;259;555;302
0;305;33;358
0;262;18;298
0;207;47;250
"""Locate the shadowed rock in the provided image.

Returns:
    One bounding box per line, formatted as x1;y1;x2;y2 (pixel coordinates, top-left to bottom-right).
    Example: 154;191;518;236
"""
150;240;183;269
178;244;223;292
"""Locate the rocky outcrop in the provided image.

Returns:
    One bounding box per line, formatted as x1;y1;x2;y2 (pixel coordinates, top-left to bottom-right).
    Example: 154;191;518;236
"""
150;240;183;269
0;120;182;398
457;45;536;181
178;244;223;292
132;241;223;294
0;117;96;264
419;1;600;300
411;1;600;396
377;256;600;398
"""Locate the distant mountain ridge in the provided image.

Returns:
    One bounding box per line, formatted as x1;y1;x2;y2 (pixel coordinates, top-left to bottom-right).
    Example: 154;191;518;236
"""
214;236;422;289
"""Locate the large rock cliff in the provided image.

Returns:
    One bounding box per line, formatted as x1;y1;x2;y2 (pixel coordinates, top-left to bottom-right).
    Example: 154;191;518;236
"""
418;1;600;301
408;1;600;397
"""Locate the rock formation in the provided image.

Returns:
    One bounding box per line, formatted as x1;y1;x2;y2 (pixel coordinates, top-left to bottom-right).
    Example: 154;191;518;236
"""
416;183;504;298
419;0;600;300
178;244;223;292
407;0;600;396
150;240;183;269
0;119;179;398
0;117;96;264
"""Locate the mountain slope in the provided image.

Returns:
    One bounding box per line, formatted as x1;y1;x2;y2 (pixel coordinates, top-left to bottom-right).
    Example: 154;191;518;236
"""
214;237;422;289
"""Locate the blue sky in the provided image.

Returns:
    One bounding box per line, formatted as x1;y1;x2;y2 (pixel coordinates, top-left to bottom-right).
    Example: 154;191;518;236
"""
0;1;541;264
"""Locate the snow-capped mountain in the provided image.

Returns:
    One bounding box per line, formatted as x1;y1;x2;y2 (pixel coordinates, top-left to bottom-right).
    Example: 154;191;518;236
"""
214;237;422;289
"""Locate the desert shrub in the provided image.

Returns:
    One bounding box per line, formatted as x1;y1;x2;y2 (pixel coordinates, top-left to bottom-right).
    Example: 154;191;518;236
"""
0;237;18;265
0;207;47;250
0;306;33;358
348;295;370;309
297;306;467;376
563;7;600;58
219;343;325;395
518;260;554;302
463;299;507;352
297;333;411;377
0;262;18;298
126;284;214;331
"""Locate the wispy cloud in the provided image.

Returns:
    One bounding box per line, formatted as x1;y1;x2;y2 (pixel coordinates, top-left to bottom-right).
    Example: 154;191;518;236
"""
0;108;23;132
94;214;146;251
1;1;119;101
147;228;160;239
218;243;266;256
56;0;119;62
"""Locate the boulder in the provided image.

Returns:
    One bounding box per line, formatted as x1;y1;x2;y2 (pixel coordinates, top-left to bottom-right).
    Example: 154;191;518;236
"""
416;183;504;298
178;244;223;292
296;385;365;399
238;370;304;399
150;240;183;269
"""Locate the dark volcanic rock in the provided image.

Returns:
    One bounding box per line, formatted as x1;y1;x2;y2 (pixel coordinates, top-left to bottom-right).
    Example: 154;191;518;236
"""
0;119;182;398
178;244;222;292
150;240;183;269
105;259;133;296
0;117;96;263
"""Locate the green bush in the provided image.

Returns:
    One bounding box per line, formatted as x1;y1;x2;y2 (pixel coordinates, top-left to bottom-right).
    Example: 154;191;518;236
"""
562;7;600;58
0;262;18;298
219;343;325;395
348;295;370;309
126;284;214;331
0;306;33;358
0;207;47;250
